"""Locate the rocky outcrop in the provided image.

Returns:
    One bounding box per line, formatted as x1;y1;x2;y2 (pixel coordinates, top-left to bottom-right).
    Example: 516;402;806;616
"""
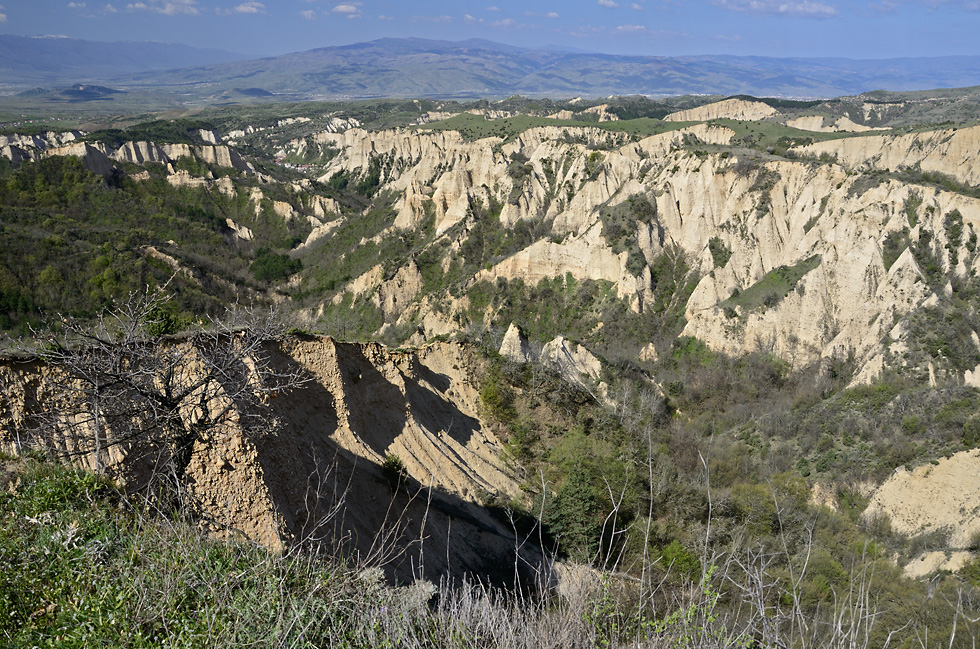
786;115;885;133
2;126;254;177
0;130;80;152
0;338;537;583
295;117;980;383
45;142;114;176
159;143;253;173
225;219;254;241
499;323;534;365
664;98;779;122
540;336;608;402
796;124;980;186
864;449;980;551
111;141;170;165
377;263;424;321
1;145;34;164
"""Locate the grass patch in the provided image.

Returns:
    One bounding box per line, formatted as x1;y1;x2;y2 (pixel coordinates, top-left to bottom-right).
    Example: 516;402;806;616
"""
722;255;821;312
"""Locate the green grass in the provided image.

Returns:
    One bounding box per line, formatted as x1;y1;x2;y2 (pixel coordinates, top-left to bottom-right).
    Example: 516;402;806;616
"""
722;255;821;312
708;118;858;152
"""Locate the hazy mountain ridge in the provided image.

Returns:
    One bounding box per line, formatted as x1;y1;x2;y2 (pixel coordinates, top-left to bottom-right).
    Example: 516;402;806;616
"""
0;34;246;88
3;37;980;102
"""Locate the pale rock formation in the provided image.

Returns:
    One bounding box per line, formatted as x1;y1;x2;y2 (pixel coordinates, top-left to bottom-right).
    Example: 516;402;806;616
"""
166;170;209;188
0;338;534;582
415;111;458;125
142;246;202;285
903;551;972;579
277;117;312;128
809;483;838;510
337;265;384;305
45;142;114;176
111;141;169;165
0;130;80;152
583;104;619;122
272;200;296;221
796;124;980;187
312;195;342;218
540;336;610;403
965;363;980;388
467;109;513;120
499;323;534;365
311;119;980;381
225;219;254;241
1;145;34;164
786;115;885;133
639;343;658;364
549;105;619;122
0;133;48;150
296;218;342;252
476;224;622;288
548;110;575;120
376;262;424;321
864;449;980;549
664;98;779;123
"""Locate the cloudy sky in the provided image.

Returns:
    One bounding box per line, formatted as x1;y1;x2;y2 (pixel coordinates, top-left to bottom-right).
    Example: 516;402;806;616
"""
0;0;976;59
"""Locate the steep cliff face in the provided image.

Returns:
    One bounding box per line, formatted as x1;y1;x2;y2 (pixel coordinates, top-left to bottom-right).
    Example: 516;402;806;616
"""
663;98;779;122
291;116;980;384
3;133;254;175
797;124;980;186
11;111;980;387
785;115;886;133
0;339;534;582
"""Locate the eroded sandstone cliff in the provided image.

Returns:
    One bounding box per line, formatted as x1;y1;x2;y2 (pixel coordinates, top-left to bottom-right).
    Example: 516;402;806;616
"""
0;338;540;584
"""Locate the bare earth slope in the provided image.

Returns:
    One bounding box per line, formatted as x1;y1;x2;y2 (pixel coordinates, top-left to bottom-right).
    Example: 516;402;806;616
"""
0;338;540;584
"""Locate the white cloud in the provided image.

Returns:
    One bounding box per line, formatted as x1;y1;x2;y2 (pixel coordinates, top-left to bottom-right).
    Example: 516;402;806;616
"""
332;3;362;17
377;13;393;19
598;0;620;7
631;2;643;8
216;1;265;15
486;5;500;10
126;0;201;15
103;3;118;12
234;1;264;13
492;17;515;26
0;12;6;22
68;2;87;8
712;0;837;16
299;8;316;19
616;23;647;31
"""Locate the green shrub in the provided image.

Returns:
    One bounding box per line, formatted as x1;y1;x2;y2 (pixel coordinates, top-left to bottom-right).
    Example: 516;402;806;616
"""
708;237;732;268
381;453;407;490
250;248;302;281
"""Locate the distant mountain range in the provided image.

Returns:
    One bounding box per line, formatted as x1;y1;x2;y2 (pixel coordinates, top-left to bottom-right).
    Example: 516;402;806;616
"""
0;34;246;88
3;35;980;100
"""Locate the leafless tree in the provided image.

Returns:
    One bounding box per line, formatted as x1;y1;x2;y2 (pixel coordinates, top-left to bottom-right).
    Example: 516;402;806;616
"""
33;287;307;510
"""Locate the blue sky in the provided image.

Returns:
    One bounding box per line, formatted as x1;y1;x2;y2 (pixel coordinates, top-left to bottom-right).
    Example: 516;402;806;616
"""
0;0;976;59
